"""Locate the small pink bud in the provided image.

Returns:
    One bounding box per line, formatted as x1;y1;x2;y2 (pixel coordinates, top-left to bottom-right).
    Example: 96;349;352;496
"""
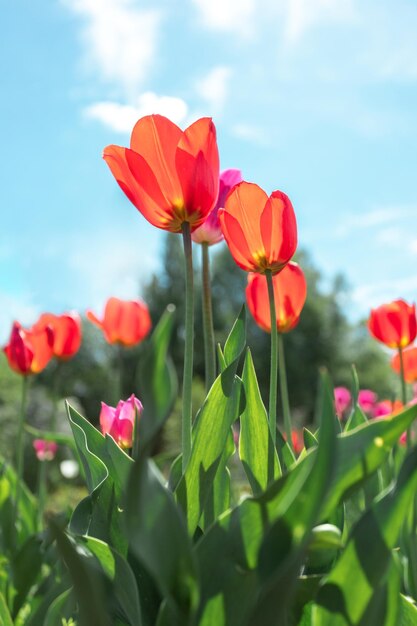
33;439;58;461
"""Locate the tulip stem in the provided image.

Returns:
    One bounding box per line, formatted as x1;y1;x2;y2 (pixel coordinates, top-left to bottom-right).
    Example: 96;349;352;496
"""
202;242;216;392
278;333;294;453
398;347;410;447
13;375;30;546
37;460;47;530
117;345;124;402
182;222;194;471
266;270;278;447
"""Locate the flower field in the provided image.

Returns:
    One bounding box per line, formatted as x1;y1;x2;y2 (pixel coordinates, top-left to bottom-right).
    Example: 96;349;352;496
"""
1;114;417;626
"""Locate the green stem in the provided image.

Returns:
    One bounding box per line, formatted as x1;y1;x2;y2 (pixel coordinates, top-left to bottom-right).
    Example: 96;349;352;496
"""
201;242;216;392
266;270;278;447
398;346;410;448
278;333;294;453
13;375;30;546
37;460;47;530
50;361;62;432
115;345;124;402
182;223;194;471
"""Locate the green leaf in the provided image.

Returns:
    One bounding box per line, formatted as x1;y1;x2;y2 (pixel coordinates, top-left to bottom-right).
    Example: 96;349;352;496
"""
50;522;112;626
126;458;199;624
66;403;108;494
303;428;318;450
399;594;417;625
67;404;127;553
44;589;74;626
81;536;142;626
344;404;367;432
240;349;281;494
246;371;338;625
194;372;338;626
0;592;13;626
12;535;44;617
223;305;246;368
322;401;417;520
314;447;417;625
137;306;178;451
200;434;234;531
0;456;37;546
175;375;241;534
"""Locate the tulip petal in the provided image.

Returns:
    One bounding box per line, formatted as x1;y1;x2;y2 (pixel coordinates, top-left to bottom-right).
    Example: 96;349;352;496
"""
219;209;256;271
224;182;267;258
260;191;297;272
129;114;183;205
100;402;117;435
104;145;174;230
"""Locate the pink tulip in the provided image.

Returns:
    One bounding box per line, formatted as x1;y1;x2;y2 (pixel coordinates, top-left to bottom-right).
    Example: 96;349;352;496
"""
358;390;377;414
192;169;242;245
99;394;143;449
33;439;58;461
334;387;351;418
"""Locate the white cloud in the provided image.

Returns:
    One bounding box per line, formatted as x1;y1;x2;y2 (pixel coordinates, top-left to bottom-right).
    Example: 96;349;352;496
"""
195;66;232;113
85;92;189;132
62;0;162;95
230;123;268;145
352;275;417;312
335;207;416;238
191;0;255;36
284;0;356;44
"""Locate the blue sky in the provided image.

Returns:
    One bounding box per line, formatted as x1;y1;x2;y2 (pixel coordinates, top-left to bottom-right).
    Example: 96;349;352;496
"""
1;0;417;340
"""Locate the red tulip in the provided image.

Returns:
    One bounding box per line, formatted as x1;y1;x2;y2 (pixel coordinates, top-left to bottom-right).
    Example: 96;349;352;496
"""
218;182;297;274
32;312;82;360
246;262;307;333
391;346;417;383
3;322;54;375
103;115;219;233
368;299;417;349
33;439;58;461
100;394;143;449
192;168;242;245
87;297;152;347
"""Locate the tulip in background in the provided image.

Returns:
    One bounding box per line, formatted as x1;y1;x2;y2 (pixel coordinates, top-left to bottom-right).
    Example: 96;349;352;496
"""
32;312;82;360
391;346;417;383
334;386;351;418
245;262;306;453
100;394;143;449
3;321;54;375
245;262;307;333
373;399;404;418
87;297;151;347
358;389;377;415
33;439;59;462
368;299;417;349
